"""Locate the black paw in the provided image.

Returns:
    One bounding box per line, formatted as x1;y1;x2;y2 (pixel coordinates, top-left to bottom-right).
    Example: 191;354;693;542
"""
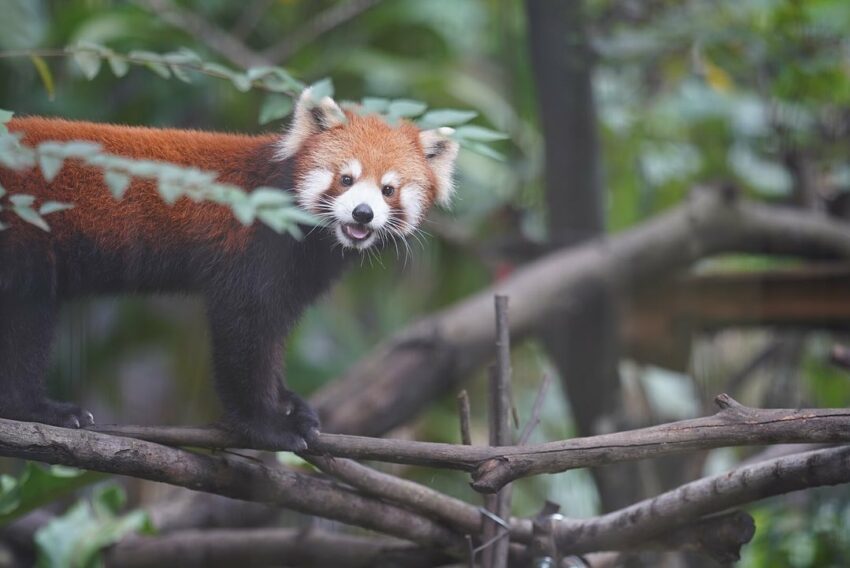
0;399;94;429
223;390;320;451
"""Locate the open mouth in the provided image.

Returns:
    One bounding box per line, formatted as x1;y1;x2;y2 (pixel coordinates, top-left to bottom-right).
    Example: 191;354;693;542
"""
341;223;373;242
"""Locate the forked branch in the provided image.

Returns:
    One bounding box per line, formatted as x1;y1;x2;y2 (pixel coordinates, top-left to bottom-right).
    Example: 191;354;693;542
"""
90;394;850;492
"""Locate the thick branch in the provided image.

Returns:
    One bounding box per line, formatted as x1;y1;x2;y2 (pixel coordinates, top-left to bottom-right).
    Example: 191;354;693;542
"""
91;394;850;493
312;190;850;437
626;264;850;369
5;416;843;560
553;444;850;554
0;419;462;552
106;528;450;568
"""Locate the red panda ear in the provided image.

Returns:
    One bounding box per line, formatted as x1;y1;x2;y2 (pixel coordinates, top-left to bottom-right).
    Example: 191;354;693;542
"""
276;88;346;160
420;127;460;207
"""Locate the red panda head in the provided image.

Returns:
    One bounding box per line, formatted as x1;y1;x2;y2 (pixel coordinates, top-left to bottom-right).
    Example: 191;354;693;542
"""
276;89;459;250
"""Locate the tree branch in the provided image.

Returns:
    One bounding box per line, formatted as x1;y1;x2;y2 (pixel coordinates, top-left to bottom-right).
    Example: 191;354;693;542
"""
89;394;850;493
134;0;268;68
261;0;382;63
553;444;850;554
4;414;848;560
481;296;514;567
310;189;850;438
0;419;463;553
105;528;451;568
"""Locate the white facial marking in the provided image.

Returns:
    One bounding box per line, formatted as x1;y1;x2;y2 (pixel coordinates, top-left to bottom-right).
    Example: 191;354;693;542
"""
399;184;425;229
333;181;390;228
297;168;333;211
419;129;460;206
341;159;362;180
381;171;400;188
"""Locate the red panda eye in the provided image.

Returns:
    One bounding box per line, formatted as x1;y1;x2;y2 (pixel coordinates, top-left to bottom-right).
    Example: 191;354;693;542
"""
341;174;353;186
382;185;395;197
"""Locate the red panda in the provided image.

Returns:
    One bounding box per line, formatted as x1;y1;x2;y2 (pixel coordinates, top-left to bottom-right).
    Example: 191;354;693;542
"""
0;89;459;450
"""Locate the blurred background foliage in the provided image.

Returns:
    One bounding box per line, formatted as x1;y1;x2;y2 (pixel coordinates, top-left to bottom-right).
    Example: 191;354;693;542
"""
2;0;850;566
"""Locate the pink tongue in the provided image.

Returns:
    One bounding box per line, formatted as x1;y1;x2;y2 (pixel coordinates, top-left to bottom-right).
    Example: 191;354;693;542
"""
348;225;370;239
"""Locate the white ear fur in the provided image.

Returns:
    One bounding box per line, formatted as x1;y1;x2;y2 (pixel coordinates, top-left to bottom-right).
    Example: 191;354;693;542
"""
420;127;460;207
276;88;346;160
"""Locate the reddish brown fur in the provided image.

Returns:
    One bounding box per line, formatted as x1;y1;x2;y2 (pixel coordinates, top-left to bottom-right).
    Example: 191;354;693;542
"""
2;117;281;253
0;108;453;448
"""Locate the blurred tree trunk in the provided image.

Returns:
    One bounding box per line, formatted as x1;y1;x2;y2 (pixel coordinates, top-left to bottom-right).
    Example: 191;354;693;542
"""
525;0;640;511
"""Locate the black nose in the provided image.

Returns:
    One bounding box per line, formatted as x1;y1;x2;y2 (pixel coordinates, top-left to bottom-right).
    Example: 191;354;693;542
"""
352;203;373;224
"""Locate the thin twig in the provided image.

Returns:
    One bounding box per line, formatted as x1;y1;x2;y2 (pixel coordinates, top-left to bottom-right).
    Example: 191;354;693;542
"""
457;390;472;446
230;0;277;40
262;0;383;63
518;374;552;446
134;0;268;68
302;453;508;539
0;48;300;96
482;295;513;568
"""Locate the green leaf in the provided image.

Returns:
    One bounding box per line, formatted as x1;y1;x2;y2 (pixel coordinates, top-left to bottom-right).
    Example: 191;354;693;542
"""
72;48;102;80
39;201;73;215
164;48;202;66
0;464;97;526
144;61;171;79
107;55;128;77
453;125;509;142
460;140;506;161
418;109;477;129
157;180;183;203
59;141;101;158
259;94;294;124
168;64;193;83
308;78;334;102
276;452;313;469
129;51;171;79
13;205;49;231
104;170;131;198
0;109;13;124
35;484;152;568
92;485;125;517
200;62;236;79
360;97;390;114
247;66;302;93
280;207;322;227
38;153;63;182
249;188;294;208
231;198;256;225
387;99;427;118
29;56;55;101
9;194;35;207
230;73;251;92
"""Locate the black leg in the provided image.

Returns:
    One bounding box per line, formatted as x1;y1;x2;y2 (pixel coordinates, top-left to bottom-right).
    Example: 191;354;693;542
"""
206;298;319;450
0;296;93;428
